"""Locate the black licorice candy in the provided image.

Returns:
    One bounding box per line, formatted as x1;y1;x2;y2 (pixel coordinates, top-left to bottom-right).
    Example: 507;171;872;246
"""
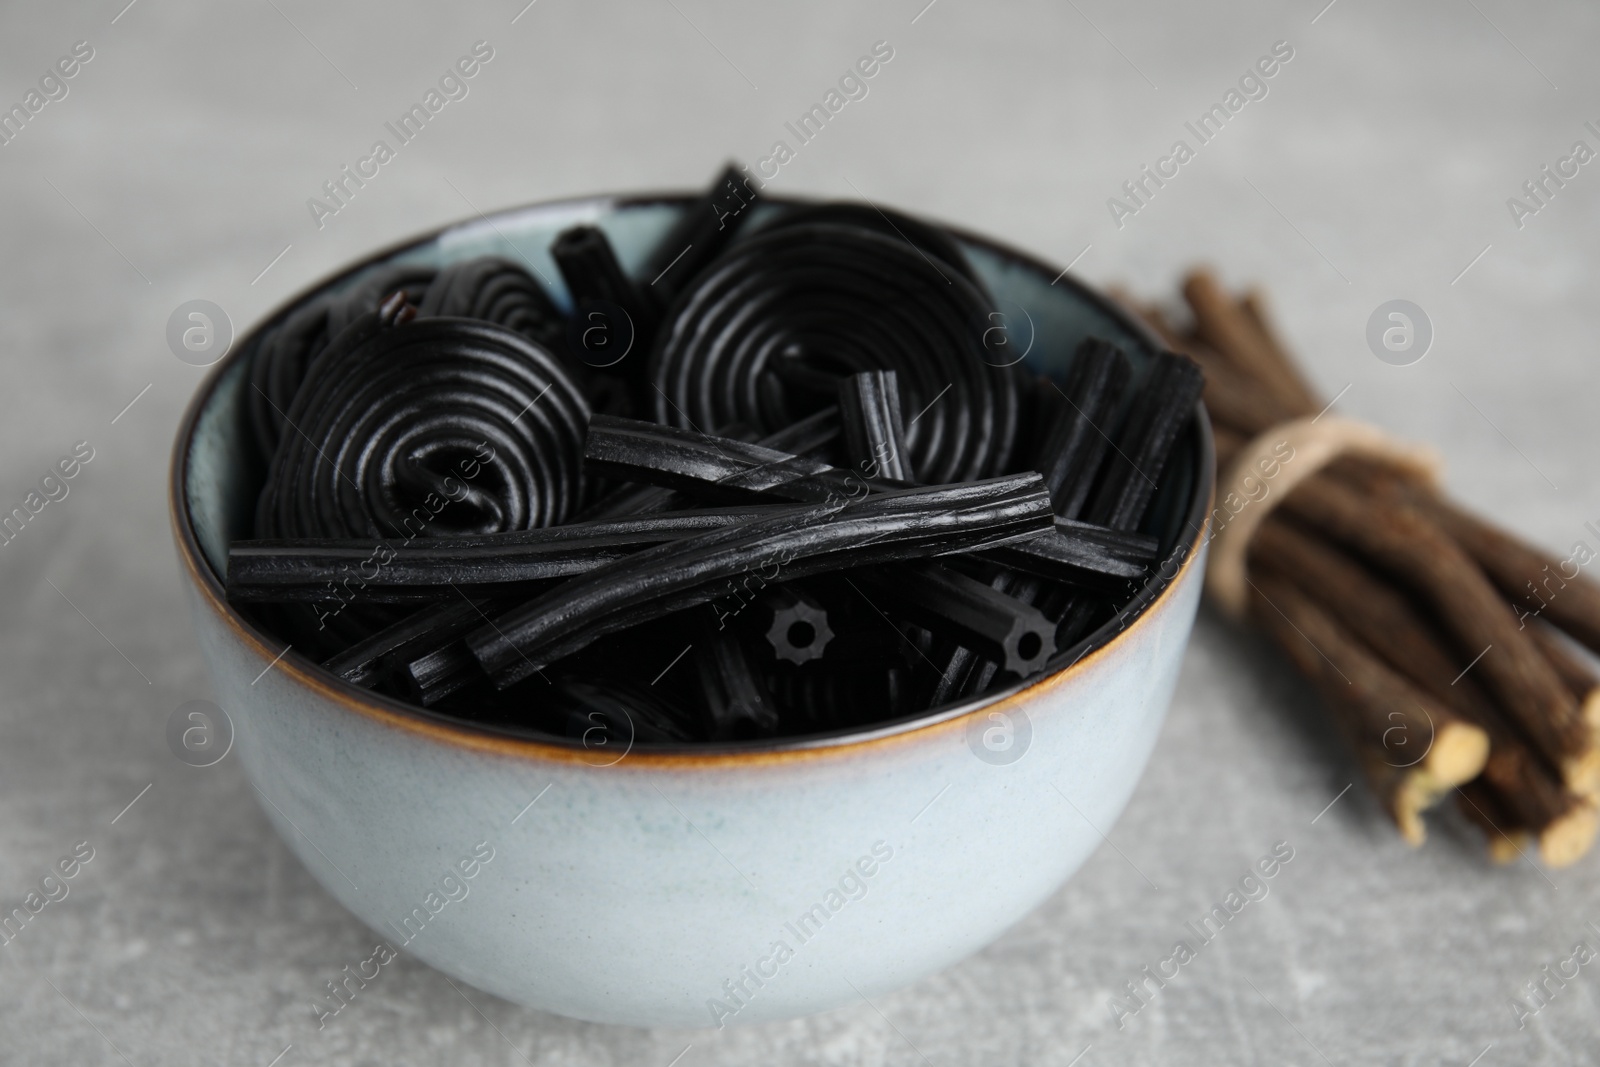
417;256;567;356
256;316;590;541
931;338;1136;701
460;475;1055;687
581;414;1150;587
692;625;782;740
838;370;914;482
226;507;784;603
551;224;660;361
583;414;879;504
552;679;698;745
648;222;1025;483
761;201;982;288
636;164;761;303
1036;339;1132;519
228;179;1199;740
752;585;834;665
855;563;1057;677
575;406;843;522
247;263;438;462
322;598;492;690
978;518;1156;592
1052;351;1205;646
1084;352;1206;531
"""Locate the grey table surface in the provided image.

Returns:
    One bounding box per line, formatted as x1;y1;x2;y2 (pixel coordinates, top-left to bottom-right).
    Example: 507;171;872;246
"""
2;0;1598;1063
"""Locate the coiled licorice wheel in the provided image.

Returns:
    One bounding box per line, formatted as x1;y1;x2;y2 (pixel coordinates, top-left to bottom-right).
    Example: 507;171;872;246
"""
247;263;437;462
255;316;589;543
759;201;983;290
649;223;1024;484
417;256;567;356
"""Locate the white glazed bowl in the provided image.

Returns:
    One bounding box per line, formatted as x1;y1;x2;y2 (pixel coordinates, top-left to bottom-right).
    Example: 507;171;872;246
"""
171;192;1213;1029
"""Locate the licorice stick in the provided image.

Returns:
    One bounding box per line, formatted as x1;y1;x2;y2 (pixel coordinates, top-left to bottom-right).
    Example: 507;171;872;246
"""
404;632;491;706
1247;570;1488;844
949;338;1198;703
693;625;782;740
459;475;1055;688
577;406;843;521
1083;352;1205;531
978;518;1155;592
754;586;834;665
1249;516;1594;862
648;222;1025;483
1410;492;1600;659
1277;470;1597;793
583;414;887;503
399;477;1051;705
1286;557;1589;864
551;679;699;744
322;598;493;690
933;339;1136;701
1153;270;1600;858
1528;623;1600;731
582;414;1151;585
837;370;914;482
637;164;761;303
1036;339;1132;517
226;507;783;603
551;224;660;352
854;563;1056;676
1051;351;1204;645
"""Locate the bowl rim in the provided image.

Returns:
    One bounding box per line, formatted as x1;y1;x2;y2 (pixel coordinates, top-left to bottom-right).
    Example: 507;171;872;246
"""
168;188;1215;768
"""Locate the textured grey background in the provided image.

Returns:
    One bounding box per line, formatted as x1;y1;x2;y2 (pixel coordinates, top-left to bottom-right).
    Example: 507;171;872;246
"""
2;0;1598;1063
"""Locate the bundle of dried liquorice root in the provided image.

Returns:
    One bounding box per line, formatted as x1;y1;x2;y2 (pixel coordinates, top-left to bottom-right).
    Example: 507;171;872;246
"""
226;166;1204;745
1130;270;1600;867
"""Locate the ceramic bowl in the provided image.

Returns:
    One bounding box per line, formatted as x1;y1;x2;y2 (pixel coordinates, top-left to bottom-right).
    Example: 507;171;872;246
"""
170;192;1214;1029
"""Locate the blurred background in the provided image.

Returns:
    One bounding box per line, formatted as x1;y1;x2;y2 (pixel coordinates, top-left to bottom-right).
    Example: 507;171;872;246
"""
2;0;1597;1063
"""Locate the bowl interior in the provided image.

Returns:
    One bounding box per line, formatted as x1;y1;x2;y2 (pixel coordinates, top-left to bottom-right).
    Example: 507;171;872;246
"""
178;192;1211;749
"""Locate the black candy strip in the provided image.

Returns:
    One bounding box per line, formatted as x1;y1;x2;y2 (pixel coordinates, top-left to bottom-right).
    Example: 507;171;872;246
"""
1085;352;1205;530
583;414;886;504
933;339;1135;703
576;406;843;522
1053;351;1205;646
552;679;699;744
226;507;782;603
753;586;834;665
551;224;660;356
638;164;761;303
584;415;1145;587
693;626;782;740
978;518;1156;592
404;637;486;707
1035;339;1131;519
460;475;1054;687
854;563;1056;677
838;370;914;482
322;598;492;690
